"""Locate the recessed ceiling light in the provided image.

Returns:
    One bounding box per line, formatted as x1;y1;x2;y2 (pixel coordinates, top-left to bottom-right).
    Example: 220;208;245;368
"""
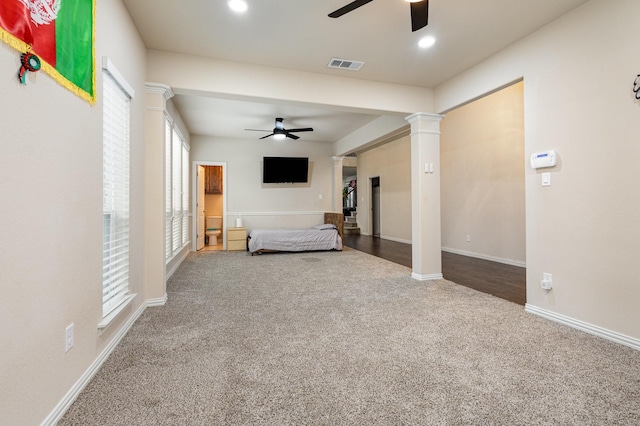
228;0;248;13
418;36;436;49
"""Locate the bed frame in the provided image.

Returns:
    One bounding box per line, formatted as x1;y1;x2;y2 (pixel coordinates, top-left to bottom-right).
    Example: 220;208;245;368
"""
248;212;344;255
323;212;344;242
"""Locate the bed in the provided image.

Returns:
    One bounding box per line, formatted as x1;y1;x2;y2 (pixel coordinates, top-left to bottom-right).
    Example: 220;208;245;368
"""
248;212;344;255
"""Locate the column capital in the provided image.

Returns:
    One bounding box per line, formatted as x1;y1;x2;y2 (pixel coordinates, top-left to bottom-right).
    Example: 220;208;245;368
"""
145;83;174;112
332;156;345;167
405;112;444;124
406;112;444;136
145;82;175;100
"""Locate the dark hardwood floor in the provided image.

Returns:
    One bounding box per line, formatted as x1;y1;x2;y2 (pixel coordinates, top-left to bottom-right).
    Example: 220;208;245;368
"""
343;234;526;305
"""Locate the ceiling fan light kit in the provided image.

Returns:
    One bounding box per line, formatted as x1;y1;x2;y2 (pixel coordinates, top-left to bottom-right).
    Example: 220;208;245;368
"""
329;0;429;32
245;117;314;141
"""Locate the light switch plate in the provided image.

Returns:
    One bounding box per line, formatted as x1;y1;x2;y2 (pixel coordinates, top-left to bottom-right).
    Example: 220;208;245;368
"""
542;172;551;186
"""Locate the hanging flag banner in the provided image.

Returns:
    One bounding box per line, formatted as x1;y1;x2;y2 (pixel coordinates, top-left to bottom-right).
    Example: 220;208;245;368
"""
0;0;96;104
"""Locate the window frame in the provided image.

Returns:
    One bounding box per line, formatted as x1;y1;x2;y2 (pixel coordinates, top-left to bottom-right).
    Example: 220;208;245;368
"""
165;117;190;263
99;57;136;330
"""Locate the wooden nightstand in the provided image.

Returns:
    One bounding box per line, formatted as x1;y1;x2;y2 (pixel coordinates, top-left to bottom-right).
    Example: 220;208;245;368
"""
227;227;247;251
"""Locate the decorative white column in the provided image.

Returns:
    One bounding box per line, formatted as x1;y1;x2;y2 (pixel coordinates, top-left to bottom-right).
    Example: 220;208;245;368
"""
144;82;174;300
406;113;444;281
332;156;345;212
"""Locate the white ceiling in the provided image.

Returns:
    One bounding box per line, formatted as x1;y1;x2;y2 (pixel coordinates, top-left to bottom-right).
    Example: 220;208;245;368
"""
123;0;589;142
170;95;381;143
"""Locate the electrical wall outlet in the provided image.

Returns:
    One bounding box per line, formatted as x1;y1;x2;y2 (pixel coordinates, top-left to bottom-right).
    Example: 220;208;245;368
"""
466;234;471;242
65;323;74;352
541;273;553;290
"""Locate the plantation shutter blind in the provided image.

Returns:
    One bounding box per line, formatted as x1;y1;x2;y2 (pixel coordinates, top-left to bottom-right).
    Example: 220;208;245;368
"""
172;129;182;252
181;140;189;246
165;120;173;260
164;121;190;262
102;61;133;319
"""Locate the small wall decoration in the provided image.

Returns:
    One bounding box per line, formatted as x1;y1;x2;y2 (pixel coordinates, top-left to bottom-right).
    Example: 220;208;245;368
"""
0;0;96;104
634;74;640;100
18;52;41;84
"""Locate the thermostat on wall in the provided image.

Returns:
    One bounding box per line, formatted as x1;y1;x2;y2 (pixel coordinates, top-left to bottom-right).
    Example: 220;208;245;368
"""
530;150;557;169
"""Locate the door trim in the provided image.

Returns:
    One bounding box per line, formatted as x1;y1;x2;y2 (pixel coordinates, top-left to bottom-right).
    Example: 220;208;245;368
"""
192;161;227;251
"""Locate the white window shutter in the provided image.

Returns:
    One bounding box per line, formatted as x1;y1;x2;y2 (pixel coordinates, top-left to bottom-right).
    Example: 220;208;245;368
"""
102;68;131;318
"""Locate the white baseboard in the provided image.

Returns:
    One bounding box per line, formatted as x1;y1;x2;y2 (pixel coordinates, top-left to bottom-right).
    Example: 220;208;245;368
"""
380;235;412;245
442;247;526;268
412;272;444;281
355;232;412;245
41;296;168;426
351;240;525;268
146;293;168;307
525;304;640;351
166;249;189;280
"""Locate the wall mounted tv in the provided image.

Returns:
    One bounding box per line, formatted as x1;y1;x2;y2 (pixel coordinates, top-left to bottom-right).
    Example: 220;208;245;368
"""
263;156;309;183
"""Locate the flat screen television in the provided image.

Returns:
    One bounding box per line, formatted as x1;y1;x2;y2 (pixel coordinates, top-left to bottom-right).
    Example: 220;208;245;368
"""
263;156;309;183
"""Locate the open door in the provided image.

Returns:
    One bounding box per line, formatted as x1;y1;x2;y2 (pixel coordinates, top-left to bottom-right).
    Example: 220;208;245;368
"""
196;165;205;250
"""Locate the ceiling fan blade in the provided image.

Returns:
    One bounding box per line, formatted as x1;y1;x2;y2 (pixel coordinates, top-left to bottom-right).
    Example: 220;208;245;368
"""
328;0;373;18
259;133;275;140
410;0;429;32
285;133;300;140
286;127;314;133
245;128;271;132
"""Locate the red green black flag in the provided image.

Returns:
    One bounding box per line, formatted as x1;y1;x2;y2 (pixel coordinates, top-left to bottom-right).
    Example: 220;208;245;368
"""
0;0;96;104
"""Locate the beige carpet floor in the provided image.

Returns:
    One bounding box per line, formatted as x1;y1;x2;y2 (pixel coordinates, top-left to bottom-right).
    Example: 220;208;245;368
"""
60;248;640;425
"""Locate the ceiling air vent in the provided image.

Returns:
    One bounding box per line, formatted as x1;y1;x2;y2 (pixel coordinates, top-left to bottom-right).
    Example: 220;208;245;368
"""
328;58;364;71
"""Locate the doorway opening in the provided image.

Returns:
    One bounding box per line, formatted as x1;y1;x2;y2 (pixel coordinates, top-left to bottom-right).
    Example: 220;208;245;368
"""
193;162;227;252
342;158;359;236
439;80;526;304
370;176;380;237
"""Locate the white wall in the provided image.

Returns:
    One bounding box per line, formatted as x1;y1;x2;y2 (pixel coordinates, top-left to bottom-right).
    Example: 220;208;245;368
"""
191;136;335;232
0;1;156;423
436;0;640;341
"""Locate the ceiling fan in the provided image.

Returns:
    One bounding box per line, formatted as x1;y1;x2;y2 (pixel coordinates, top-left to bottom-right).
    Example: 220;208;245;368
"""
245;117;313;140
328;0;429;32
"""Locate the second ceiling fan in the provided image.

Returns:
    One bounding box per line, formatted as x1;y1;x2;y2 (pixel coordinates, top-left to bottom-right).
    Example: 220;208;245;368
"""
245;117;313;140
328;0;429;32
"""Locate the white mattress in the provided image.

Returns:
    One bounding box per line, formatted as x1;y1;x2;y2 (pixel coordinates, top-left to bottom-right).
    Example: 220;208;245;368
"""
248;227;342;253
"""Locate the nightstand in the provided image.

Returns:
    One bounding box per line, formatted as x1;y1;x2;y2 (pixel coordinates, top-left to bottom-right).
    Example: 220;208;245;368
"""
227;227;247;251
